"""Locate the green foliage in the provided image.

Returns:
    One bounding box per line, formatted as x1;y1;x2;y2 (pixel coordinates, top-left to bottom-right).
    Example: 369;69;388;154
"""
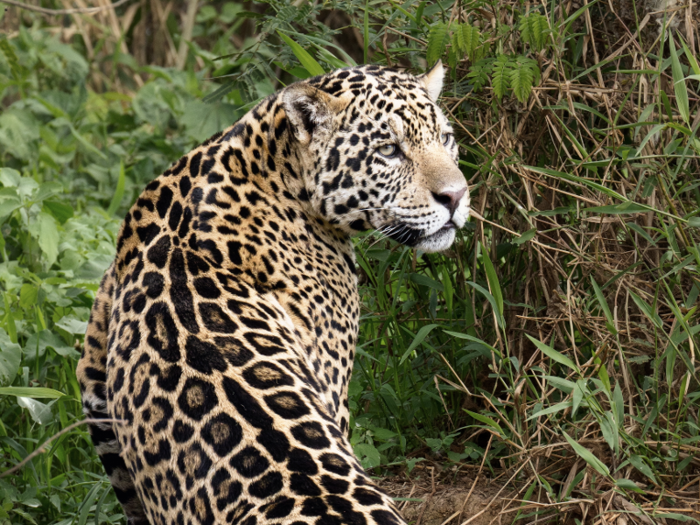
1;1;699;523
426;22;449;66
519;12;551;51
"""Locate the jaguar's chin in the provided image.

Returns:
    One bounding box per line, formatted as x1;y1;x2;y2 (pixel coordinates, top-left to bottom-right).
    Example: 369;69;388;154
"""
414;223;457;253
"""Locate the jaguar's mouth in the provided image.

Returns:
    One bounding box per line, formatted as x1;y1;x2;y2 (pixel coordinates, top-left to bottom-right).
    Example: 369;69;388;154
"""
414;222;457;253
436;221;456;233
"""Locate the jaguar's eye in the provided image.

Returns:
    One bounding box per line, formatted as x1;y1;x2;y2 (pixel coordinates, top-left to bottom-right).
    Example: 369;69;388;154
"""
377;144;398;157
441;132;452;145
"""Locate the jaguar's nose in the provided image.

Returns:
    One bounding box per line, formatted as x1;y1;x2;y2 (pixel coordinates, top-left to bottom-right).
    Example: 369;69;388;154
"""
432;187;467;216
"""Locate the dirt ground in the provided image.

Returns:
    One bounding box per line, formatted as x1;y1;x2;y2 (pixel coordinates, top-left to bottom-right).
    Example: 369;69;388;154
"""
380;469;509;525
378;468;700;525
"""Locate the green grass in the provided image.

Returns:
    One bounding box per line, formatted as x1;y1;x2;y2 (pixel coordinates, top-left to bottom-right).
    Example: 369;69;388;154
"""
1;1;699;523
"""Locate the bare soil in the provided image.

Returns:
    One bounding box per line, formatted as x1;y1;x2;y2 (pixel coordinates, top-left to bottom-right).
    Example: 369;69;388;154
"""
380;472;506;525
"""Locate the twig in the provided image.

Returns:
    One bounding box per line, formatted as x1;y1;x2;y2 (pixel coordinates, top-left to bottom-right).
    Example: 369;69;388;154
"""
0;418;124;478
0;0;131;15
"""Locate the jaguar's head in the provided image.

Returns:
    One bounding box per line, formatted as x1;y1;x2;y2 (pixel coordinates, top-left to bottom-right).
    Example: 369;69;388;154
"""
282;62;470;253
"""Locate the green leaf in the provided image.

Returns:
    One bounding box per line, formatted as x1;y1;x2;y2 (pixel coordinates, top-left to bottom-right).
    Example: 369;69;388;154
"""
669;32;690;124
426;22;448;66
467;281;505;328
480;244;503;318
399;324;438;365
629;291;662;329
0;187;21;220
182;100;239;143
526;334;579;372
44;200;74;224
29;212;60;266
615;478;645;494
0;386;65;399
465;410;504;435
628;454;658;484
590;277;616;334
107;161;127;217
527;400;572;420
543;375;575;393
513;228;536;245
354;443;381;469
492;54;511;100
19;284;38;309
563;432;610;476
0;108;41;161
0;328;21;386
55;315;88;335
584;202;649;215
17;396;54;425
510;57;536;103
277;32;325;77
409;274;444;291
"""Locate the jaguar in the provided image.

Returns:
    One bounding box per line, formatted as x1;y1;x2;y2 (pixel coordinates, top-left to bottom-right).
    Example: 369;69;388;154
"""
77;61;470;525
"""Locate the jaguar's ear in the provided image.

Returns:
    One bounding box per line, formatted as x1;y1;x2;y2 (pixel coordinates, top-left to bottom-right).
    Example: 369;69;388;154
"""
419;60;444;102
282;83;346;145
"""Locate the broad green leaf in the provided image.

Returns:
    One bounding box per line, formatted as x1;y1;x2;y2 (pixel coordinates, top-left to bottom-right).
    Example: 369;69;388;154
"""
0;187;21;219
0;386;65;399
17;396;54;425
55;316;88;335
19;284;38;309
44;200;74;223
29;212;59;266
0;328;21;386
0;108;41;161
399;324;438;365
354;443;381;469
370;427;397;440
0;167;22;187
526;334;579;372
563;432;610;476
277;32;325;77
182;100;239;143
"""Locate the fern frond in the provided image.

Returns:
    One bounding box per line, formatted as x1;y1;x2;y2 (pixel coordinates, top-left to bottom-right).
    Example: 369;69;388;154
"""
492;54;512;100
427;23;449;66
467;58;494;92
462;23;482;61
519;13;550;51
510;60;534;103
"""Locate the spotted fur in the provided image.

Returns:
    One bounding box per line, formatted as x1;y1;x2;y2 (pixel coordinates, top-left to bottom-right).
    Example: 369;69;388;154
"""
77;62;470;525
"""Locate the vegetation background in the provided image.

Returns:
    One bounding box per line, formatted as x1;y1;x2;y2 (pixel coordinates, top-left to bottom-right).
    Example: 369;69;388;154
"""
0;0;698;523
